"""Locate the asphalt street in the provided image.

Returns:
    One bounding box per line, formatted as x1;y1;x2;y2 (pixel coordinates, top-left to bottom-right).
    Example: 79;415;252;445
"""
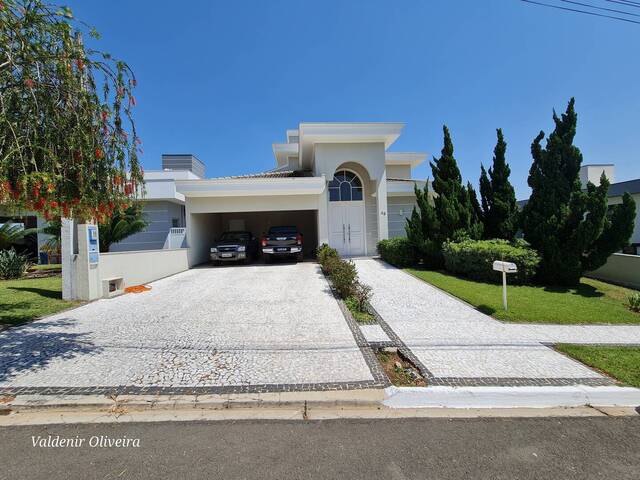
1;416;639;479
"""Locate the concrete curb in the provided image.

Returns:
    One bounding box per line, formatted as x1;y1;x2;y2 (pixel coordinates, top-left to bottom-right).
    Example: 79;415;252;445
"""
0;388;385;414
383;385;640;409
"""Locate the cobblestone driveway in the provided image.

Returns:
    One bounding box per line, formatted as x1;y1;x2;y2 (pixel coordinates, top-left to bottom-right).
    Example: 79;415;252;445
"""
0;263;377;394
355;258;640;387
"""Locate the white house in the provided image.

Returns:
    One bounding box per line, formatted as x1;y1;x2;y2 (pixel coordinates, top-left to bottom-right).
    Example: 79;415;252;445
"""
173;123;427;266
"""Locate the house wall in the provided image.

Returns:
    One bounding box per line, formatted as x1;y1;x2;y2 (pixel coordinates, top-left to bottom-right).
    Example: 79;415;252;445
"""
586;253;640;289
186;212;221;266
387;196;417;239
386;165;411;179
314;143;388;252
100;248;189;289
109;201;185;252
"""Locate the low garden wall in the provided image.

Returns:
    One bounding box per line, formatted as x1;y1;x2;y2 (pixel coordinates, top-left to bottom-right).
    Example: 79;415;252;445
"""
586;253;640;290
100;248;189;288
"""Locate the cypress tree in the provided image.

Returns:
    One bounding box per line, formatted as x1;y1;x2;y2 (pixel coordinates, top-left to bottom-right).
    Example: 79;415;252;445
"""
405;182;442;267
479;129;518;240
522;98;636;285
466;182;484;240
431;126;475;241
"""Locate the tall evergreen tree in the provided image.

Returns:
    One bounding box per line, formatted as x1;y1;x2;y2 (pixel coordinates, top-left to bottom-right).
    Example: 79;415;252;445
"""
431;126;477;241
466;182;484;240
522;98;636;285
479;129;518;240
405;126;483;266
405;182;441;267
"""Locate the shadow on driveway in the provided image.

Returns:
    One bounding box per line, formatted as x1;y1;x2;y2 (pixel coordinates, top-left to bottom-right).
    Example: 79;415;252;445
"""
0;318;99;383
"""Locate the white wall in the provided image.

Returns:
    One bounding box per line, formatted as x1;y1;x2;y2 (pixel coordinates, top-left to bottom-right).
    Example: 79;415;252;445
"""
186;212;220;266
386;164;411;179
580;165;615;186
586;253;640;290
314;143;387;251
100;248;189;289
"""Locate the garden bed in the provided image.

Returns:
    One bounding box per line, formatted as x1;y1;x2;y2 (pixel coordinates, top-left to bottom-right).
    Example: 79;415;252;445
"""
376;349;426;387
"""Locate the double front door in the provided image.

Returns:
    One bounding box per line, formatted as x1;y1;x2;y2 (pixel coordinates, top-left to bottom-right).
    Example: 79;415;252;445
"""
328;202;365;256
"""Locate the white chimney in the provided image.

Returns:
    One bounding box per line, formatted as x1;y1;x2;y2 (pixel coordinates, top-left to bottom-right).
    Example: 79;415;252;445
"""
579;164;615;186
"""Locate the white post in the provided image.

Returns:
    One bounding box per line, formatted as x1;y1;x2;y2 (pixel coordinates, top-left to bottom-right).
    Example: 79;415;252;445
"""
61;218;75;300
502;270;508;311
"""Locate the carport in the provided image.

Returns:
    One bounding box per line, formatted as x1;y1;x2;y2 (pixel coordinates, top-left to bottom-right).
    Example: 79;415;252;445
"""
175;175;326;266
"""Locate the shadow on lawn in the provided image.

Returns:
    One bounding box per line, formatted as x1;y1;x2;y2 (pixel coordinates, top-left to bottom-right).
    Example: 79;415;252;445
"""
542;282;604;299
0;318;100;383
8;286;62;300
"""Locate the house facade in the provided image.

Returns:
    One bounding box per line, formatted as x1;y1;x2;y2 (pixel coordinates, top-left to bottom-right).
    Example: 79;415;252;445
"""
174;123;427;266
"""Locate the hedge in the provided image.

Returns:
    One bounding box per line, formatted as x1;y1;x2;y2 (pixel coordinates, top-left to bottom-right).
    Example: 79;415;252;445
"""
442;238;540;284
376;237;417;268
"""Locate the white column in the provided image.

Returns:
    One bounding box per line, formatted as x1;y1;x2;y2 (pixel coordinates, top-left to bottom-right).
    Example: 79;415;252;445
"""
61;218;75;300
317;175;329;246
70;223;102;301
376;171;389;241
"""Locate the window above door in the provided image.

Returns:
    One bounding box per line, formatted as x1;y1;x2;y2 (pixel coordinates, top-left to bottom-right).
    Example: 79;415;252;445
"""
328;170;363;202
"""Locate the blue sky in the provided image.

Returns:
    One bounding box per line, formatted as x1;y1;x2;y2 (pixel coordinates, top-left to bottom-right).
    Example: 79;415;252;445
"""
67;0;639;198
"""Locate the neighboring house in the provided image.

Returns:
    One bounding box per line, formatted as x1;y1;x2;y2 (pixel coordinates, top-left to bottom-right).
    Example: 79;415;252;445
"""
174;123;428;265
517;164;640;256
108;154;203;252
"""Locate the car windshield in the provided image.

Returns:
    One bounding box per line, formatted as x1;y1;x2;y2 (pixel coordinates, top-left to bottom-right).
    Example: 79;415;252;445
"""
268;226;297;235
219;232;250;242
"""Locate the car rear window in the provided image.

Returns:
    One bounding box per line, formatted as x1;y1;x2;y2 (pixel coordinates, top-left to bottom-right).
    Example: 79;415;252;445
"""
220;232;250;241
268;226;297;235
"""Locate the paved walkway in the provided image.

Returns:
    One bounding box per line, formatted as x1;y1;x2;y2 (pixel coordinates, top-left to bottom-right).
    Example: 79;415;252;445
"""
354;258;640;386
0;263;381;395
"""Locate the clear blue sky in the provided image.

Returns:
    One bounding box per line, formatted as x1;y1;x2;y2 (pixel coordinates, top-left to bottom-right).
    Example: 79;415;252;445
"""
67;0;639;199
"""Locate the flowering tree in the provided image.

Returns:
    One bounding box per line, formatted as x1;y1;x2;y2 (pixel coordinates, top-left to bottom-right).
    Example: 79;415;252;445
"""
0;0;143;222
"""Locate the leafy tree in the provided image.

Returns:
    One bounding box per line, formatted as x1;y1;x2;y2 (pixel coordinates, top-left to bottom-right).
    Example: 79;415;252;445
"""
521;98;636;285
479;129;518;240
0;221;37;250
0;0;143;223
98;204;148;253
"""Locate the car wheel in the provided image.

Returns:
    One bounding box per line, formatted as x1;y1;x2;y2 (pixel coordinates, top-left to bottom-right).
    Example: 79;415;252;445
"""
296;252;304;262
264;255;271;264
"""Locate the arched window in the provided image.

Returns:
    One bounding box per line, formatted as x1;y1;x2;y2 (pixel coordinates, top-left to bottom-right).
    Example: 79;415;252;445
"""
328;170;363;201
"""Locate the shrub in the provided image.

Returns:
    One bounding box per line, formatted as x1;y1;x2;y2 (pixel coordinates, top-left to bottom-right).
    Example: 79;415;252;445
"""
351;281;373;312
0;248;32;279
377;237;417;268
442;239;540;284
330;258;358;298
317;243;339;270
628;292;640;313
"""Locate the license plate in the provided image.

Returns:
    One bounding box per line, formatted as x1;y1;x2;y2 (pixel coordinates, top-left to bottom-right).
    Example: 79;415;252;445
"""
220;253;233;258
275;247;289;252
276;237;287;241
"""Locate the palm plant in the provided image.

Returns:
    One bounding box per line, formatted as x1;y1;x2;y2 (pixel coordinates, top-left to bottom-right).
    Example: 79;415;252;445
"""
0;221;38;250
39;220;62;260
98;204;149;252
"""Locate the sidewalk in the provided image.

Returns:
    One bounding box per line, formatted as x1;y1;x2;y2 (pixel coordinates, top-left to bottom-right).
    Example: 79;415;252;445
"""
354;258;640;387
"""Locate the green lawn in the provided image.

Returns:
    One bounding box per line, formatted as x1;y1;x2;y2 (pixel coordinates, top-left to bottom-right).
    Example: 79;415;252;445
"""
0;275;79;328
406;269;640;325
556;344;640;387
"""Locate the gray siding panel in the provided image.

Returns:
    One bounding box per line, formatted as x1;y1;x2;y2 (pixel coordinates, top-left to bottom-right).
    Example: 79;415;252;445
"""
109;201;184;252
387;196;417;239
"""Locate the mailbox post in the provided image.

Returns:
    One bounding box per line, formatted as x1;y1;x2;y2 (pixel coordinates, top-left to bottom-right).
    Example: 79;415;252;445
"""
492;260;518;311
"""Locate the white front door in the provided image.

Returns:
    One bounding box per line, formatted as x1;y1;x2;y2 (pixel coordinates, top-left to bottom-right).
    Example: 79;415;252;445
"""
328;202;365;256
